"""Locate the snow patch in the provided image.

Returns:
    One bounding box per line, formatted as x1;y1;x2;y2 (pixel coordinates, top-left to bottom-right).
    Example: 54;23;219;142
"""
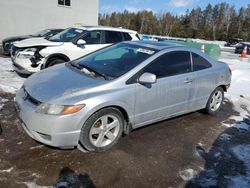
226;145;250;188
195;169;218;187
0;96;8;110
198;142;204;146
30;145;44;150
0;57;25;93
0;104;4;111
232;145;250;170
214;152;221;158
234;122;250;131
179;168;197;181
220;58;250;99
0;167;14;173
32;173;41;178
219;133;232;141
227;175;250;188
22;182;52;188
222;121;250;131
0;96;8;103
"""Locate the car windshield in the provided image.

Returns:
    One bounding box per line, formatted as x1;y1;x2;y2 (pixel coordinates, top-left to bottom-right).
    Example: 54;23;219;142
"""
32;29;52;37
69;43;157;80
48;28;85;42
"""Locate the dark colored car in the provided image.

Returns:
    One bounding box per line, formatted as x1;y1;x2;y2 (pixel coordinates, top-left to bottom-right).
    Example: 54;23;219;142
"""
225;38;243;47
2;29;64;55
235;43;250;55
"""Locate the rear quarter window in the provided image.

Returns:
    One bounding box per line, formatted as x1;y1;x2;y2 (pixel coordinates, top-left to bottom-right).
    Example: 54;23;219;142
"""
192;53;212;71
123;33;132;41
105;31;123;43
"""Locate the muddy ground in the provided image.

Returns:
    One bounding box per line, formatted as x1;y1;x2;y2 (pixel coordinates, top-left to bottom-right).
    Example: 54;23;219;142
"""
0;91;249;188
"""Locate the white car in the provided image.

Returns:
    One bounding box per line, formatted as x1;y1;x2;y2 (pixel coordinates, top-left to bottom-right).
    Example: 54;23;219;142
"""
11;26;140;74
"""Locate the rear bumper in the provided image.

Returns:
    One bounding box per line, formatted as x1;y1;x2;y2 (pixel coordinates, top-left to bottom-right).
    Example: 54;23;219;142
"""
14;88;83;148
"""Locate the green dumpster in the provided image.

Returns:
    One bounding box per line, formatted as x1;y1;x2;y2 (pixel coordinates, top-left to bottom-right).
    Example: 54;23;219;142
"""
161;40;221;59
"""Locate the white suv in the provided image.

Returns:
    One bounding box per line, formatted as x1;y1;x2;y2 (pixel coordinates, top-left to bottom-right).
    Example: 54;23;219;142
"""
11;26;140;74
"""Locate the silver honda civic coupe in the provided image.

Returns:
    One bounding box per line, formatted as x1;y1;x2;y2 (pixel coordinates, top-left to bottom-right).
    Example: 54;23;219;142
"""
15;41;231;152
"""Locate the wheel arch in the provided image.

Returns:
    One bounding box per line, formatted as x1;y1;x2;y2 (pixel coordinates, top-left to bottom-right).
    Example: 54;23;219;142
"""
218;84;227;92
79;104;131;135
43;53;70;68
91;105;130;124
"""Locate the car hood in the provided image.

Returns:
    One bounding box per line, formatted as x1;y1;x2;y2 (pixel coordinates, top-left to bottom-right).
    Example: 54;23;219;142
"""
24;64;108;104
2;35;31;43
14;37;63;48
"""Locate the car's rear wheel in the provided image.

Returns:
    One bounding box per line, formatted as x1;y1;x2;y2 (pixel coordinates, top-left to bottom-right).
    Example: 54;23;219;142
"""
79;108;124;152
205;87;224;115
46;58;65;68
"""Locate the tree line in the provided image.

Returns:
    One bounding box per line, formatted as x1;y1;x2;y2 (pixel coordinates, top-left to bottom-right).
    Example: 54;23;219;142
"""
99;3;250;41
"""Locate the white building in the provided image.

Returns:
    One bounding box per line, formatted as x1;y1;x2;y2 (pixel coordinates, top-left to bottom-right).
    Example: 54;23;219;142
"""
0;0;99;41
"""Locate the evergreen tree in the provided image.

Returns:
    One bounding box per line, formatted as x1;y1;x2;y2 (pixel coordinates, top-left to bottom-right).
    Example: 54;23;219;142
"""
99;3;250;41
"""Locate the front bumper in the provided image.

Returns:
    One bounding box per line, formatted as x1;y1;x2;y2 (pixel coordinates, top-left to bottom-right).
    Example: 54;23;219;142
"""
12;56;42;75
14;88;83;148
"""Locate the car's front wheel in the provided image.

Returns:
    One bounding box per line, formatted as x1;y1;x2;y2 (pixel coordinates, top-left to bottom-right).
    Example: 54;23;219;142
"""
79;108;124;152
46;58;65;68
205;87;224;115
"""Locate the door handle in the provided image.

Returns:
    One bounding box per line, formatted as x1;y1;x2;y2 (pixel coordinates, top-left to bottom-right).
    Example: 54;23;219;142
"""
184;79;193;83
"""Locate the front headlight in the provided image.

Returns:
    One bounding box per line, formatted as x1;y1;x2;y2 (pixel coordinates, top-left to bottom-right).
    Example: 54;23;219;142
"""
36;103;85;115
17;48;37;58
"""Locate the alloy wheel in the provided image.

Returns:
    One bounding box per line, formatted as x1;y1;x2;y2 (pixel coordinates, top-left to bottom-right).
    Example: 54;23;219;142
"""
210;90;223;111
89;115;120;147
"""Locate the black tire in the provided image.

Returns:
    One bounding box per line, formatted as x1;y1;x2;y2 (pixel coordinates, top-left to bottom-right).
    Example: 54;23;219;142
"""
79;108;124;152
46;58;65;68
205;87;224;115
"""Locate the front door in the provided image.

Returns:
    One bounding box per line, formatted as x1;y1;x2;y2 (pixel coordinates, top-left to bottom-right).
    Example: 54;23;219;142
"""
73;30;110;59
134;50;193;127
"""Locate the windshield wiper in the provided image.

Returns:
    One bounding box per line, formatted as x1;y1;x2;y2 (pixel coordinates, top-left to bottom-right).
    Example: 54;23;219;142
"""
70;62;108;80
69;62;82;69
80;64;108;80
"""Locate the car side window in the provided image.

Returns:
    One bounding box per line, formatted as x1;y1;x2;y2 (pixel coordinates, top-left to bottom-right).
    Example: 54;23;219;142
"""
105;31;123;43
143;51;191;78
123;33;132;41
192;53;212;71
81;31;101;44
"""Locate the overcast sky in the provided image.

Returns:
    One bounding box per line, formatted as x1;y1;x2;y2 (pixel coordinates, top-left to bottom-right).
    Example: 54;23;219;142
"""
99;0;248;15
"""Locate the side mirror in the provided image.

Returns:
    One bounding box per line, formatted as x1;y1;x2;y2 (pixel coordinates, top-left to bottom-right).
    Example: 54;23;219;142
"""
138;73;157;84
76;39;86;46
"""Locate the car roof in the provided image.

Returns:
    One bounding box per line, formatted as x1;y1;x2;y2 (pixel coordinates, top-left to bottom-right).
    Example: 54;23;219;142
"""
124;40;183;50
241;42;250;45
43;28;64;31
70;25;138;34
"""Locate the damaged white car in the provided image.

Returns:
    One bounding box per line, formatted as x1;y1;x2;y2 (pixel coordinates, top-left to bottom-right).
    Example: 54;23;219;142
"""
11;26;140;74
